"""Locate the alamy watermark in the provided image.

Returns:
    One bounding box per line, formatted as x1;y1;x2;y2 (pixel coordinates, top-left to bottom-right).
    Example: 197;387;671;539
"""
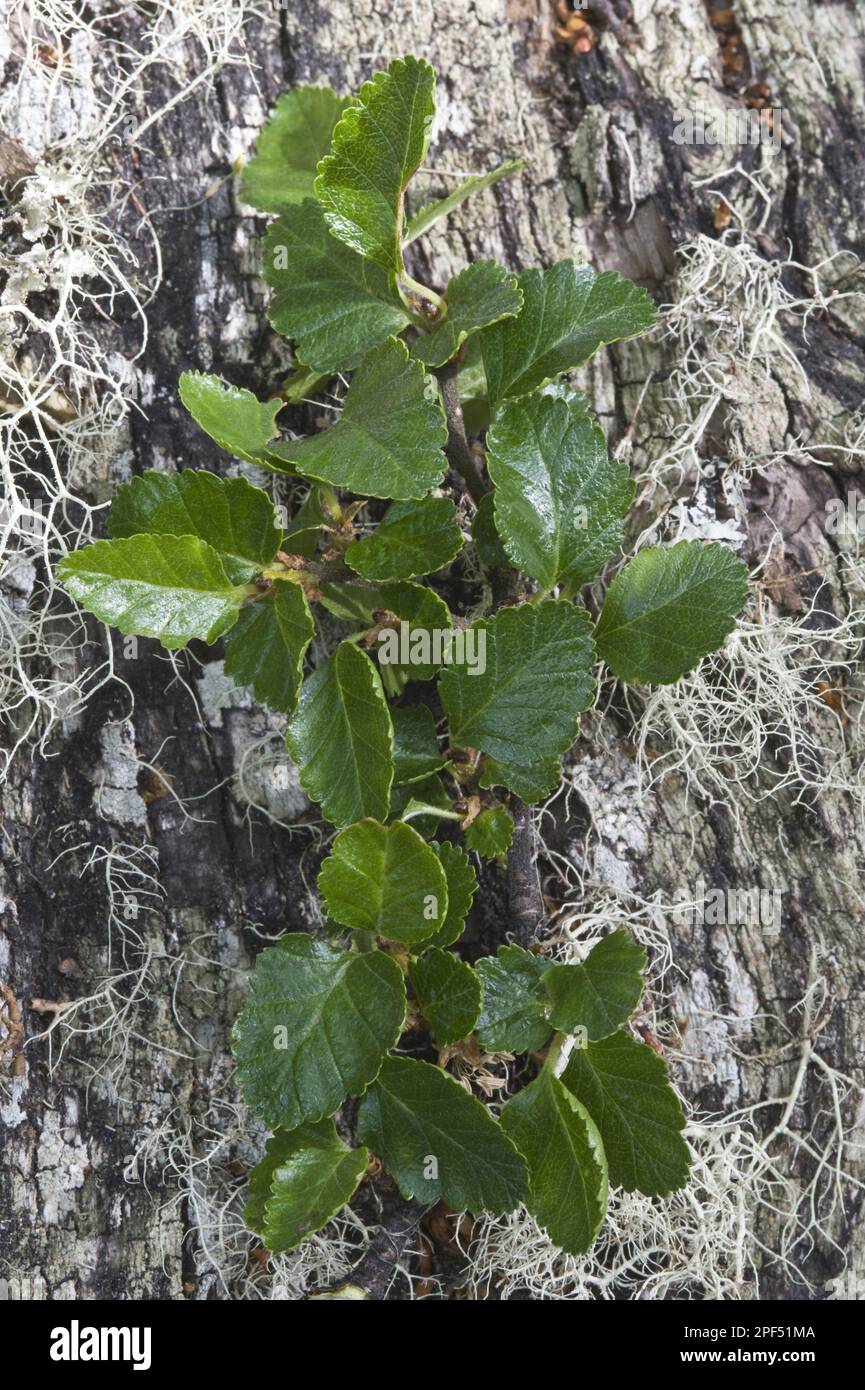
671;104;782;149
377;620;487;676
685;876;784;938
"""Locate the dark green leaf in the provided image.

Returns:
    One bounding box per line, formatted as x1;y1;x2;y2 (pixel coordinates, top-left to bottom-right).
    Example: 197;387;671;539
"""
58;535;245;650
408;949;482;1044
317;579;452;683
108;468;281;584
240;86;350;213
471;491;510;570
315;55;436;273
245;1120;367;1253
392;704;443;784
543;930;646;1040
356;1055;528;1213
479;753;563;803
417;842;477;948
501;1070;608;1255
345;496;463;581
475;944;553;1053
465;805;514;859
270;338;447;499
286;642;393;826
487;393;634;591
319;817;448;944
439;600;595;796
223;580;314;713
479;260;657;407
262;202;411;373
411;262;522;368
594;540;750;684
563;1030;691;1196
232;933;405;1130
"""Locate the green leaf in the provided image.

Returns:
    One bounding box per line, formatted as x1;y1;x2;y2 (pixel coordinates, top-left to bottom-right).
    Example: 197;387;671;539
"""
356;1055;528;1213
501;1071;608;1255
475;945;553;1053
286;642;393;826
282;484;337;558
486;393;634;592
595;540;749;684
417;842;477;948
270;338;447;500
408;949;482;1045
404;159;523;245
240;86;350;213
232;933;405;1130
245;1120;367;1252
319;818;448;945
479;753;563;803
392;704;443;784
439;600;595;795
108;469;281;584
345;497;463;581
543;930;646;1040
178;372;286;468
479;260;657;408
314;55;436;274
317;580;452;683
223;581;314;713
465;805;514;859
411;262;523;368
262;202;411;373
389;773;456;839
471;491;510;571
563;1031;691;1196
263;1131;368;1254
58;535;245;650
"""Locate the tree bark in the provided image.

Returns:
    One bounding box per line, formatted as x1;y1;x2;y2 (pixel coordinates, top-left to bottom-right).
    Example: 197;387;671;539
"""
2;0;864;1301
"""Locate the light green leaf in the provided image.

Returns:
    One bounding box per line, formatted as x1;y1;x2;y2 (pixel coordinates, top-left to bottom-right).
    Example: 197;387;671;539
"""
315;55;436;273
286;642;393;826
270;338;447;499
282;484;338;558
178;372;286;468
345;497;463;581
411;262;523;368
240;86;350;213
501;1071;608;1255
319;818;448;945
408;949;481;1045
439;600;595;795
58;535;245;650
223;581;314;713
475;945;553;1053
245;1120;367;1253
479;260;657;407
417;842;477;949
543;930;646;1040
356;1055;528;1213
262;202;411;373
232;933;405;1130
465;805;514;859
563;1030;691;1196
108;468;281;584
595;539;749;684
392;704;443;784
404;159;523;245
318;580;452;685
487;393;634;592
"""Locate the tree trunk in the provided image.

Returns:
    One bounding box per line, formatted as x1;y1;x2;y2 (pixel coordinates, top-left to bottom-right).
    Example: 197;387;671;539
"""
2;0;864;1301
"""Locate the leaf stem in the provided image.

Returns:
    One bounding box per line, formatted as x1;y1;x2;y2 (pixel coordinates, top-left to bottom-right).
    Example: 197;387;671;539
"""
400;271;445;312
507;795;543;948
437;363;489;505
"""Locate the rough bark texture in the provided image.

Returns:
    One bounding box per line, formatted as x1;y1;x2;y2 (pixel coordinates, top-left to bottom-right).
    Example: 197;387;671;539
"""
2;0;864;1300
